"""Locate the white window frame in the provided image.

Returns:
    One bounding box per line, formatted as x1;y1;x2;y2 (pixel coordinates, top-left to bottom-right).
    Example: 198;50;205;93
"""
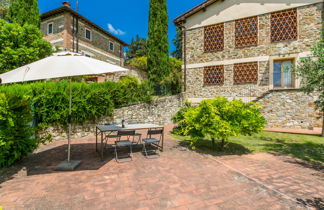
85;28;92;41
109;41;114;51
47;22;54;35
269;55;298;90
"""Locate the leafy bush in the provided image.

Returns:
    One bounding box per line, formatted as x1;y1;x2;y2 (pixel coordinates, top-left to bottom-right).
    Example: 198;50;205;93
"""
126;56;183;95
127;56;147;71
0;19;52;74
0;93;36;167
172;101;192;135
173;97;266;150
161;58;183;95
0;76;152;130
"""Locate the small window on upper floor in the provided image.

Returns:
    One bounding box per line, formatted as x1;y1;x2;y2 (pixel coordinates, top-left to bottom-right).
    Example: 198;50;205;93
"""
271;9;297;42
204;23;224;52
85;28;92;41
235;16;258;48
47;23;54;35
109;42;114;51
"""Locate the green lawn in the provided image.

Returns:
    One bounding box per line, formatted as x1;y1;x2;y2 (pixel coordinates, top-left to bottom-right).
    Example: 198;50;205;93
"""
171;131;324;165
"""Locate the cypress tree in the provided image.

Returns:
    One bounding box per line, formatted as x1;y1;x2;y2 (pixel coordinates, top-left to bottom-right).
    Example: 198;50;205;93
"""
8;0;40;26
147;0;170;85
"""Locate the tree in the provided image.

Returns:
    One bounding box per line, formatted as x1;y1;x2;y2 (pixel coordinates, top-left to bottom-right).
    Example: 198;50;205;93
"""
125;35;147;62
175;97;266;150
126;56;182;95
147;0;170;85
0;0;10;20
0;19;52;73
171;27;182;60
127;56;147;71
8;0;40;27
294;35;324;136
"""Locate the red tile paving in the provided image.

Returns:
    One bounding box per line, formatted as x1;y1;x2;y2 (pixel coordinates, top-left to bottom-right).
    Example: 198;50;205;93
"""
0;125;323;209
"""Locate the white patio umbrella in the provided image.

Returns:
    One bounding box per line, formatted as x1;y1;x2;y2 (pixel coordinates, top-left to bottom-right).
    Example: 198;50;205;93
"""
0;52;128;170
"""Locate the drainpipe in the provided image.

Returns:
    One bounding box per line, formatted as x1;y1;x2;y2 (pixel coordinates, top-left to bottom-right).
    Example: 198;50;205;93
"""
180;25;187;93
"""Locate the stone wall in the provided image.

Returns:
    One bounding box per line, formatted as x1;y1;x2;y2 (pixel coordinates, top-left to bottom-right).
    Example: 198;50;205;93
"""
43;95;182;140
184;3;323;100
109;67;148;82
256;90;322;129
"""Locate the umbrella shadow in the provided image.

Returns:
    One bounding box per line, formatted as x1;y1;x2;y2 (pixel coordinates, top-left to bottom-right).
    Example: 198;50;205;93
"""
0;143;114;184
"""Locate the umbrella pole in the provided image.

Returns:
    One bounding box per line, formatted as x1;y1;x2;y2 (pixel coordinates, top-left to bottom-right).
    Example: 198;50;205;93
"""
54;78;80;170
67;78;72;162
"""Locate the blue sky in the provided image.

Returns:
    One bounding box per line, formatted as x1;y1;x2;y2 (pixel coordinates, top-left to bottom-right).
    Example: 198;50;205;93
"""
38;0;203;52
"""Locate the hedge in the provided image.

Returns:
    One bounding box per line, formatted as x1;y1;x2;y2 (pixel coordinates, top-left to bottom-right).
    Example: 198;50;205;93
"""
0;76;152;167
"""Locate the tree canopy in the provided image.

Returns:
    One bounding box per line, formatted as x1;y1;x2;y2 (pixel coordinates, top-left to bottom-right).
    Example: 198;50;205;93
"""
125;35;147;62
0;19;52;73
147;0;170;85
8;0;40;27
171;27;182;60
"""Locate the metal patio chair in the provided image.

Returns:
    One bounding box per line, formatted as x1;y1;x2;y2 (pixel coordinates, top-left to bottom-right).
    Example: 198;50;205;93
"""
142;128;163;159
114;130;141;162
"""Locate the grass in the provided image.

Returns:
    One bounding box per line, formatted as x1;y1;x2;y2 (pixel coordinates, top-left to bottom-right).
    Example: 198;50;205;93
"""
171;131;324;165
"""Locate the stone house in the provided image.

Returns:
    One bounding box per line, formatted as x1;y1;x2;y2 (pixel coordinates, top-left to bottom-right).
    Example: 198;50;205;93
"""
40;1;127;66
39;2;148;82
174;0;323;129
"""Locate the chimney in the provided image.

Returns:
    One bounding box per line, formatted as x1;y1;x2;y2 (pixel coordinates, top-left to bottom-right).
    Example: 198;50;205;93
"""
62;1;71;8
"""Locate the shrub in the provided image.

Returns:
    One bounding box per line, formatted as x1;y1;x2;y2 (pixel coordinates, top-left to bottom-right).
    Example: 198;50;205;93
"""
0;93;35;167
173;97;266;150
172;101;192;135
0;76;153;130
127;56;147;71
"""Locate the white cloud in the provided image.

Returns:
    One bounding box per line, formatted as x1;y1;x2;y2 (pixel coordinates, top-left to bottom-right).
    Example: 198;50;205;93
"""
107;23;126;35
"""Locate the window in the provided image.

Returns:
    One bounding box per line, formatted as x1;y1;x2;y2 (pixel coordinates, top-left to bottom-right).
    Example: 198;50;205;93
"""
47;23;53;35
271;9;297;42
234;62;258;84
85;28;91;41
235;16;258;48
204;65;224;85
204;23;224;52
109;42;114;51
273;60;294;88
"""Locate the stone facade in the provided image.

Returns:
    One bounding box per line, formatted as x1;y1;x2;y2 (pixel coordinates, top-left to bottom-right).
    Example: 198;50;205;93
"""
42;95;182;140
256;90;322;129
179;2;323;128
184;3;323;100
40;4;126;66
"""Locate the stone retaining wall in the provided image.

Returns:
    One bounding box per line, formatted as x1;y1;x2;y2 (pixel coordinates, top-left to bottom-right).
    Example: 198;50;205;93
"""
43;95;182;140
256;89;322;129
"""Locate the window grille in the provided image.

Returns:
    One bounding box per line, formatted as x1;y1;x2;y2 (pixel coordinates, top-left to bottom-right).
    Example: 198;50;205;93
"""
235;16;258;47
204;65;224;85
204;23;224;52
271;9;297;42
234;62;258;84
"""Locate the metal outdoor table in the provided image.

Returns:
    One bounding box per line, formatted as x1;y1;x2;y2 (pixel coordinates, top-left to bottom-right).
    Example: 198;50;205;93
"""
95;124;164;160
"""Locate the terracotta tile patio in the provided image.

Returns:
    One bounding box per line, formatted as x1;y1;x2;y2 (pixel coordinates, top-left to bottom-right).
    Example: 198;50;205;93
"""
0;125;323;209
